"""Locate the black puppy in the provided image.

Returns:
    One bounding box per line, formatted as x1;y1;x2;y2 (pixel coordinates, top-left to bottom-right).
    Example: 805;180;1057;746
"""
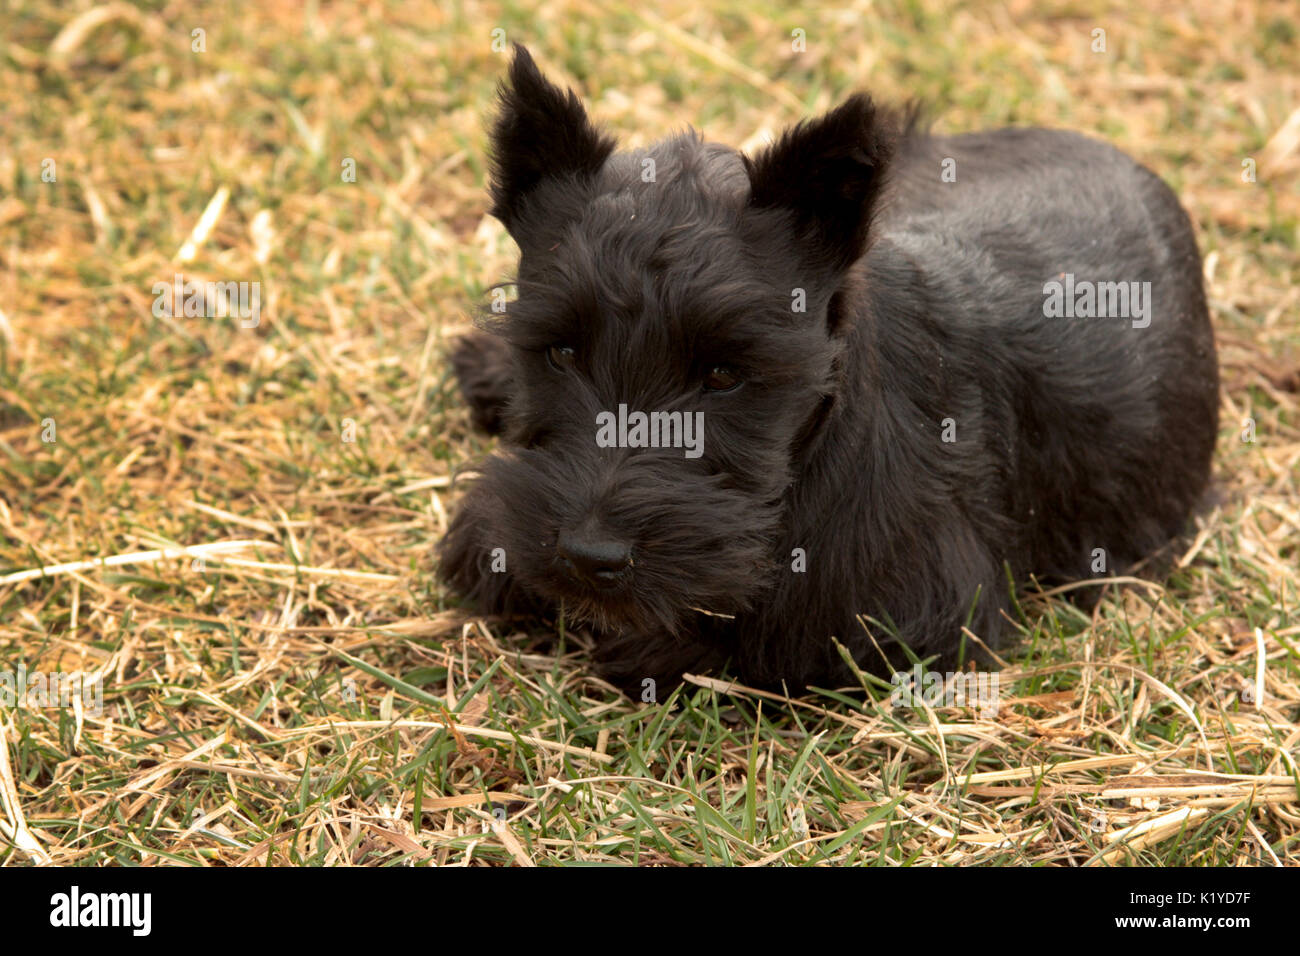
439;45;1219;694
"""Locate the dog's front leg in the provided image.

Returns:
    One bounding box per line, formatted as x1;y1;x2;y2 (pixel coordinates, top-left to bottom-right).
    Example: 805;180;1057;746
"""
436;481;534;618
592;627;731;700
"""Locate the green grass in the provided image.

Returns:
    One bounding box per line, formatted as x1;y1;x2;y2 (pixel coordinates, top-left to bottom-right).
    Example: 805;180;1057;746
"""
0;0;1297;866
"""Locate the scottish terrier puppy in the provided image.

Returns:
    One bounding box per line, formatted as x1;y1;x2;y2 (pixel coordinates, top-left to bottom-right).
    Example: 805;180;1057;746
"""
438;45;1219;695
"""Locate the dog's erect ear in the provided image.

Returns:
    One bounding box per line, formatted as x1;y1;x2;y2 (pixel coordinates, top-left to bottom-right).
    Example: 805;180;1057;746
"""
743;94;897;277
488;45;616;233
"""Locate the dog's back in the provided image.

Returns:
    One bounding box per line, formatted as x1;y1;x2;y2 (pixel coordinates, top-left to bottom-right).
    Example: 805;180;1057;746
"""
861;127;1218;580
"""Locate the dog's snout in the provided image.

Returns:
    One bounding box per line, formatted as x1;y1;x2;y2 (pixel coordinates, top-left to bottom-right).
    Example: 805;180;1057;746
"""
557;531;632;587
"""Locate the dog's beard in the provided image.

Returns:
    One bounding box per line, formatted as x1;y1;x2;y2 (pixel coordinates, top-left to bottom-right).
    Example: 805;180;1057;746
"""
479;449;783;635
537;554;770;636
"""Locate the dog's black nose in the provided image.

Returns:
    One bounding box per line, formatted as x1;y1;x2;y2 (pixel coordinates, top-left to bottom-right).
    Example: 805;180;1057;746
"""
556;532;632;586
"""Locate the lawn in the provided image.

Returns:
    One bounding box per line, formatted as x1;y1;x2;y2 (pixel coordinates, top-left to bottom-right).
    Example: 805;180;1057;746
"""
0;0;1297;865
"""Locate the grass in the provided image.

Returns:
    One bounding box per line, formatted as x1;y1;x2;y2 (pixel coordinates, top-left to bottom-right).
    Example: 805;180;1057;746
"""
0;0;1297;866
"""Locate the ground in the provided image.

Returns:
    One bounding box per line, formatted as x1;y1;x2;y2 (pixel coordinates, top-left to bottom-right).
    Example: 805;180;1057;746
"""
0;0;1297;866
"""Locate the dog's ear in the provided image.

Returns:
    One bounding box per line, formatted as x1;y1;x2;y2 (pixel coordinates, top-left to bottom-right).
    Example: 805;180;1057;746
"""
489;45;616;233
743;94;897;278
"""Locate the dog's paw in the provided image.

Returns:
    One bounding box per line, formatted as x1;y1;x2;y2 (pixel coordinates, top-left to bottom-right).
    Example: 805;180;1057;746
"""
436;490;527;617
448;331;513;435
593;630;730;701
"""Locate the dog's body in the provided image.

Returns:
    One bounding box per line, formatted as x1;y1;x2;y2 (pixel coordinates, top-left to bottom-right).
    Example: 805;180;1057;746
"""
439;47;1218;693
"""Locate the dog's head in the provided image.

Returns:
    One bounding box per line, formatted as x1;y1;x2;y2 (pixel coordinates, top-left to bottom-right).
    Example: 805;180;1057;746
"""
458;45;898;633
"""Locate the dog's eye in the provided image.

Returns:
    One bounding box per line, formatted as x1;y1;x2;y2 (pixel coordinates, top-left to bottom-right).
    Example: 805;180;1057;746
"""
546;345;576;371
703;366;741;392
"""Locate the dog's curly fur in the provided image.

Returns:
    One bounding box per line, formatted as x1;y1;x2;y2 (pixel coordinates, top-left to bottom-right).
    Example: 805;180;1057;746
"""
438;45;1219;695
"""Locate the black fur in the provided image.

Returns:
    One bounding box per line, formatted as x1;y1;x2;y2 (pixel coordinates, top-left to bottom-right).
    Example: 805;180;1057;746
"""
439;45;1219;695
